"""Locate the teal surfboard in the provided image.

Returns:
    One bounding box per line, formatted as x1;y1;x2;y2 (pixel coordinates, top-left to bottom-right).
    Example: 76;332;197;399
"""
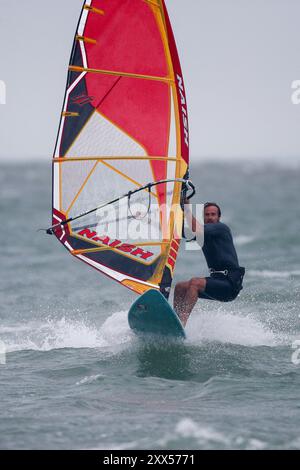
128;289;186;339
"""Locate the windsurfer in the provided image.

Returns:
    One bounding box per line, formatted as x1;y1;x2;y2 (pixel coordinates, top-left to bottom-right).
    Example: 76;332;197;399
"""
174;202;245;326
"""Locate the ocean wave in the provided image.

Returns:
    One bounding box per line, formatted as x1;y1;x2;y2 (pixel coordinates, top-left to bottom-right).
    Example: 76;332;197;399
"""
3;312;133;353
76;374;105;386
1;306;288;354
158;418;230;448
247;270;300;279
234;235;257;246
158;418;268;450
162;417;300;449
185;309;278;347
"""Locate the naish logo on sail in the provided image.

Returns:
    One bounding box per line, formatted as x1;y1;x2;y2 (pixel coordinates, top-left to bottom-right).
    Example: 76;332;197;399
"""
77;229;154;261
176;74;189;148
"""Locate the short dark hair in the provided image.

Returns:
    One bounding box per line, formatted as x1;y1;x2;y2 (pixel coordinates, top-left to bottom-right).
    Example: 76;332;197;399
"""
204;202;221;217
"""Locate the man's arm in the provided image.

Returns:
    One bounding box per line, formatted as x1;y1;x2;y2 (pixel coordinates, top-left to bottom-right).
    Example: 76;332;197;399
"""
184;200;204;243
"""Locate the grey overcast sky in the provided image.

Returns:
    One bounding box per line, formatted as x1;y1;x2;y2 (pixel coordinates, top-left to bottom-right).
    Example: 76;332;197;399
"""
0;0;300;162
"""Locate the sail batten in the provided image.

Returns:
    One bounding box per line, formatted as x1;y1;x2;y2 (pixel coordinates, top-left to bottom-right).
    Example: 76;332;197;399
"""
68;65;174;83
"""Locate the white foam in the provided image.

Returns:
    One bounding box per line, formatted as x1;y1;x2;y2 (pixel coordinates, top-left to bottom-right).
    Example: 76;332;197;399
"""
248;269;300;279
185;308;277;346
234;234;257;246
1;305;285;353
4;312;134;353
234;436;267;450
159;418;230;447
0;325;33;334
160;418;269;449
175;418;229;444
100;311;135;346
76;374;104;386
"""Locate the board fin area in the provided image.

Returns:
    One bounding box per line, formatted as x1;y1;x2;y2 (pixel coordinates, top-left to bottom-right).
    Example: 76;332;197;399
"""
128;289;186;339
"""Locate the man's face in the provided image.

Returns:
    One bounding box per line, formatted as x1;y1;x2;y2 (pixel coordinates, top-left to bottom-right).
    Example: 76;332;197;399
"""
204;205;220;224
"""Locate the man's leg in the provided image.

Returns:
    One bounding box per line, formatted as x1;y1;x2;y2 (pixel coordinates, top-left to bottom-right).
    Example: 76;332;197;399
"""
181;278;206;326
174;281;189;319
174;278;207;327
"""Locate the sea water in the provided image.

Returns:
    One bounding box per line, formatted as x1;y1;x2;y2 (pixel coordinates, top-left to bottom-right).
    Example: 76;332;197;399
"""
0;160;299;449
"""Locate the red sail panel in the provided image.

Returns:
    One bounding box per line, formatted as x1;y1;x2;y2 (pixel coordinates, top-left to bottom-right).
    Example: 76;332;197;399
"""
84;0;169;77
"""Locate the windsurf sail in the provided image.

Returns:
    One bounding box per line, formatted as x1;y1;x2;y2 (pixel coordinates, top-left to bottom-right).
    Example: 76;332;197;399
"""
51;0;190;296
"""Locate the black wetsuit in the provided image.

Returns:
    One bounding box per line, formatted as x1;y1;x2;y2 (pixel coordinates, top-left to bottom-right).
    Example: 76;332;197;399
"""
199;222;245;301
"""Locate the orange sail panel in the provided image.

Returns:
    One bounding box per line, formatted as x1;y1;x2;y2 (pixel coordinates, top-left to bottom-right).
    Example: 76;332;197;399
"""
52;0;189;295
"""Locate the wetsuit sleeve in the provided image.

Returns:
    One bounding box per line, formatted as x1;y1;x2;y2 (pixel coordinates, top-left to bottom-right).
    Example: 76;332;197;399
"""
204;223;229;237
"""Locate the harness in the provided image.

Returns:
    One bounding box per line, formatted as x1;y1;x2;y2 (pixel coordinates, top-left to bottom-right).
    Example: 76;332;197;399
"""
209;267;246;294
209;268;228;276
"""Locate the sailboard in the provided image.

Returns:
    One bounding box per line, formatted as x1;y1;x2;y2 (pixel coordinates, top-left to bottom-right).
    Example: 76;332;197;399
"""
48;0;190;308
128;289;186;339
